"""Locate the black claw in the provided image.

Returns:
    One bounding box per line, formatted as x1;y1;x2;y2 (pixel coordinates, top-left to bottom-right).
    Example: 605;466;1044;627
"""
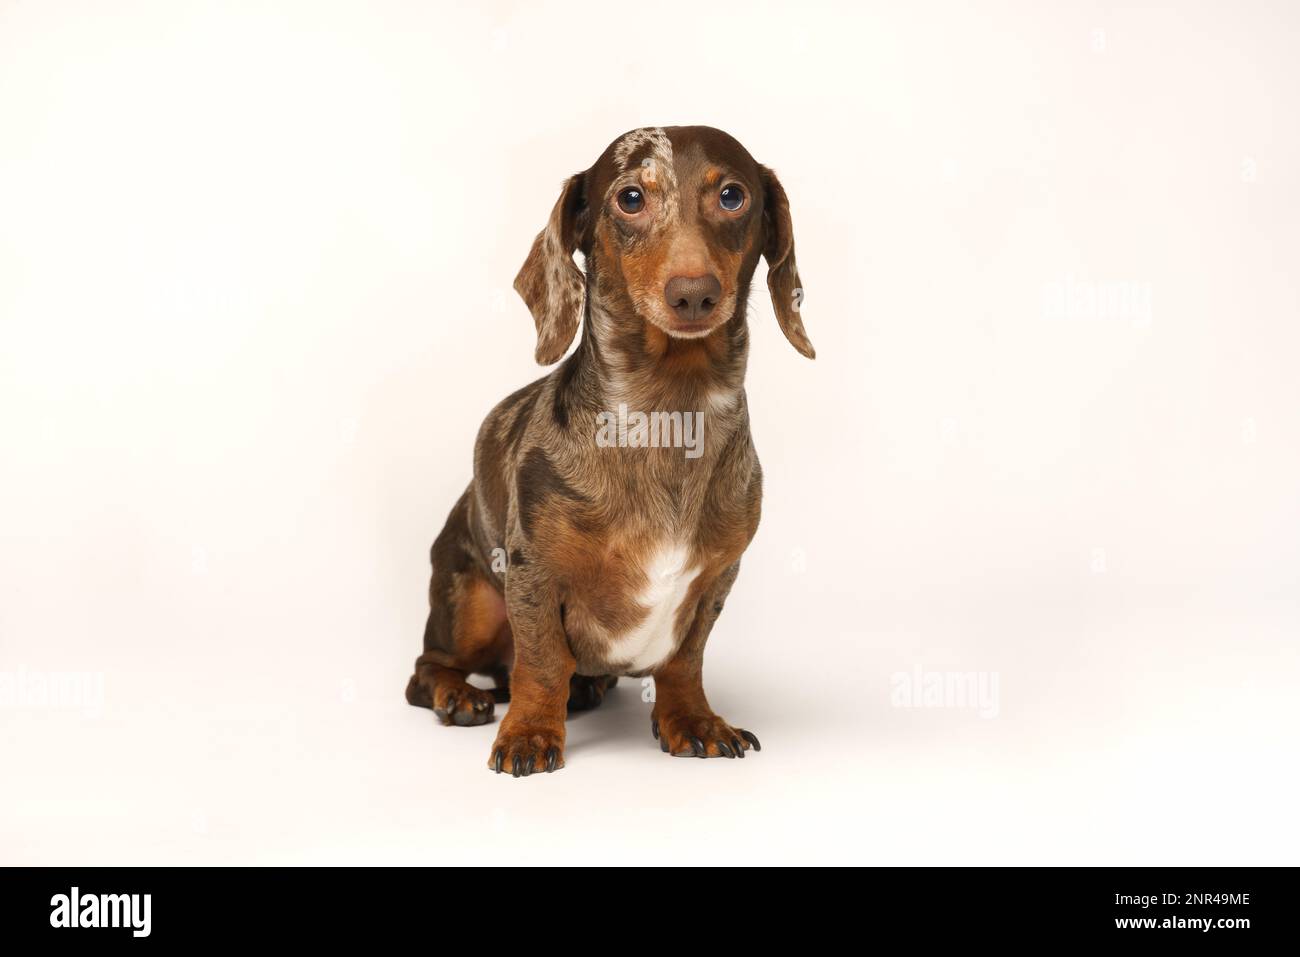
474;698;489;712
731;737;744;758
521;754;534;777
511;755;522;778
651;719;660;740
445;694;458;714
690;736;706;758
717;740;733;758
545;747;559;772
740;730;761;752
492;748;504;774
660;736;670;753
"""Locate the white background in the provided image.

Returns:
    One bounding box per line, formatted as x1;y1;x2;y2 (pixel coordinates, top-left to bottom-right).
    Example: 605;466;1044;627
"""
2;1;1297;865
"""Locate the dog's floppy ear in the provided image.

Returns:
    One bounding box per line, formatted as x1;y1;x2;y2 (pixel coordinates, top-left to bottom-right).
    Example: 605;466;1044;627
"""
514;172;587;365
761;166;814;359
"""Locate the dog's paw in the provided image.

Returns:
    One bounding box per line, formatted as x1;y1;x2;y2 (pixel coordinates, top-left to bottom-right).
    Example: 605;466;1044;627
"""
488;723;565;777
651;711;760;759
433;682;495;727
567;674;617;712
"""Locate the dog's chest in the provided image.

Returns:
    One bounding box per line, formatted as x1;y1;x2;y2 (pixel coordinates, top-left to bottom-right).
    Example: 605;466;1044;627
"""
600;542;699;674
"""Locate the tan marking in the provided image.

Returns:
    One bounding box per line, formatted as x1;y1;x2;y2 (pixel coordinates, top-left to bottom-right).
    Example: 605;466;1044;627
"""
450;574;512;671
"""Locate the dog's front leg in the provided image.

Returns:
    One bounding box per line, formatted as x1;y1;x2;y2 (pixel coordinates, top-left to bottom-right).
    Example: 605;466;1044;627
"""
487;576;574;777
651;564;761;759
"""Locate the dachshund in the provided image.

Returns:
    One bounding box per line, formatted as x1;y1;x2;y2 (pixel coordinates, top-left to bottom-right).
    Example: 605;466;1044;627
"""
405;126;813;776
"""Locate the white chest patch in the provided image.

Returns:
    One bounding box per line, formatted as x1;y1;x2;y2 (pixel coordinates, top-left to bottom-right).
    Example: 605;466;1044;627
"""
606;543;699;673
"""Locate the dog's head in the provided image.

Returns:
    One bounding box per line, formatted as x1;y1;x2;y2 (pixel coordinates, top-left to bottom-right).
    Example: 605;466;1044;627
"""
514;126;813;365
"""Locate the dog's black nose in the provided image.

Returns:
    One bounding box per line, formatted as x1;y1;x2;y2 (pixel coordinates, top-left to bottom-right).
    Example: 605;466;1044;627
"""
664;274;722;323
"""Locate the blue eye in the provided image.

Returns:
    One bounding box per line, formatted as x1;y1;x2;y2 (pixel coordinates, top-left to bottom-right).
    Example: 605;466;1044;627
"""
719;184;744;211
617;187;644;213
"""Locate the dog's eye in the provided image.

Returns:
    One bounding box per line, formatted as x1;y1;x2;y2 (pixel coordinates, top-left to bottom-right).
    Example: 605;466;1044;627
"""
719;184;745;211
617;187;645;214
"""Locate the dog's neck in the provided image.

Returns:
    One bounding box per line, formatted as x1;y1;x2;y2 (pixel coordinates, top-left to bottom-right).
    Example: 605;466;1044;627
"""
565;295;749;433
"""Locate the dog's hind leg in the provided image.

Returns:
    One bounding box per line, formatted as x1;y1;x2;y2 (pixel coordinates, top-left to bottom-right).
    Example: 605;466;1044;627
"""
407;651;504;726
406;491;513;727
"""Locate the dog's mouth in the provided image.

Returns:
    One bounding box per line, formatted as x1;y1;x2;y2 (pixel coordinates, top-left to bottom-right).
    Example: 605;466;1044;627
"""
664;319;718;339
647;295;737;340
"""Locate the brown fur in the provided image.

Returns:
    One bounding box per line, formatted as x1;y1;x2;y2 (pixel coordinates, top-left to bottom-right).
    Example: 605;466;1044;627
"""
405;126;810;775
